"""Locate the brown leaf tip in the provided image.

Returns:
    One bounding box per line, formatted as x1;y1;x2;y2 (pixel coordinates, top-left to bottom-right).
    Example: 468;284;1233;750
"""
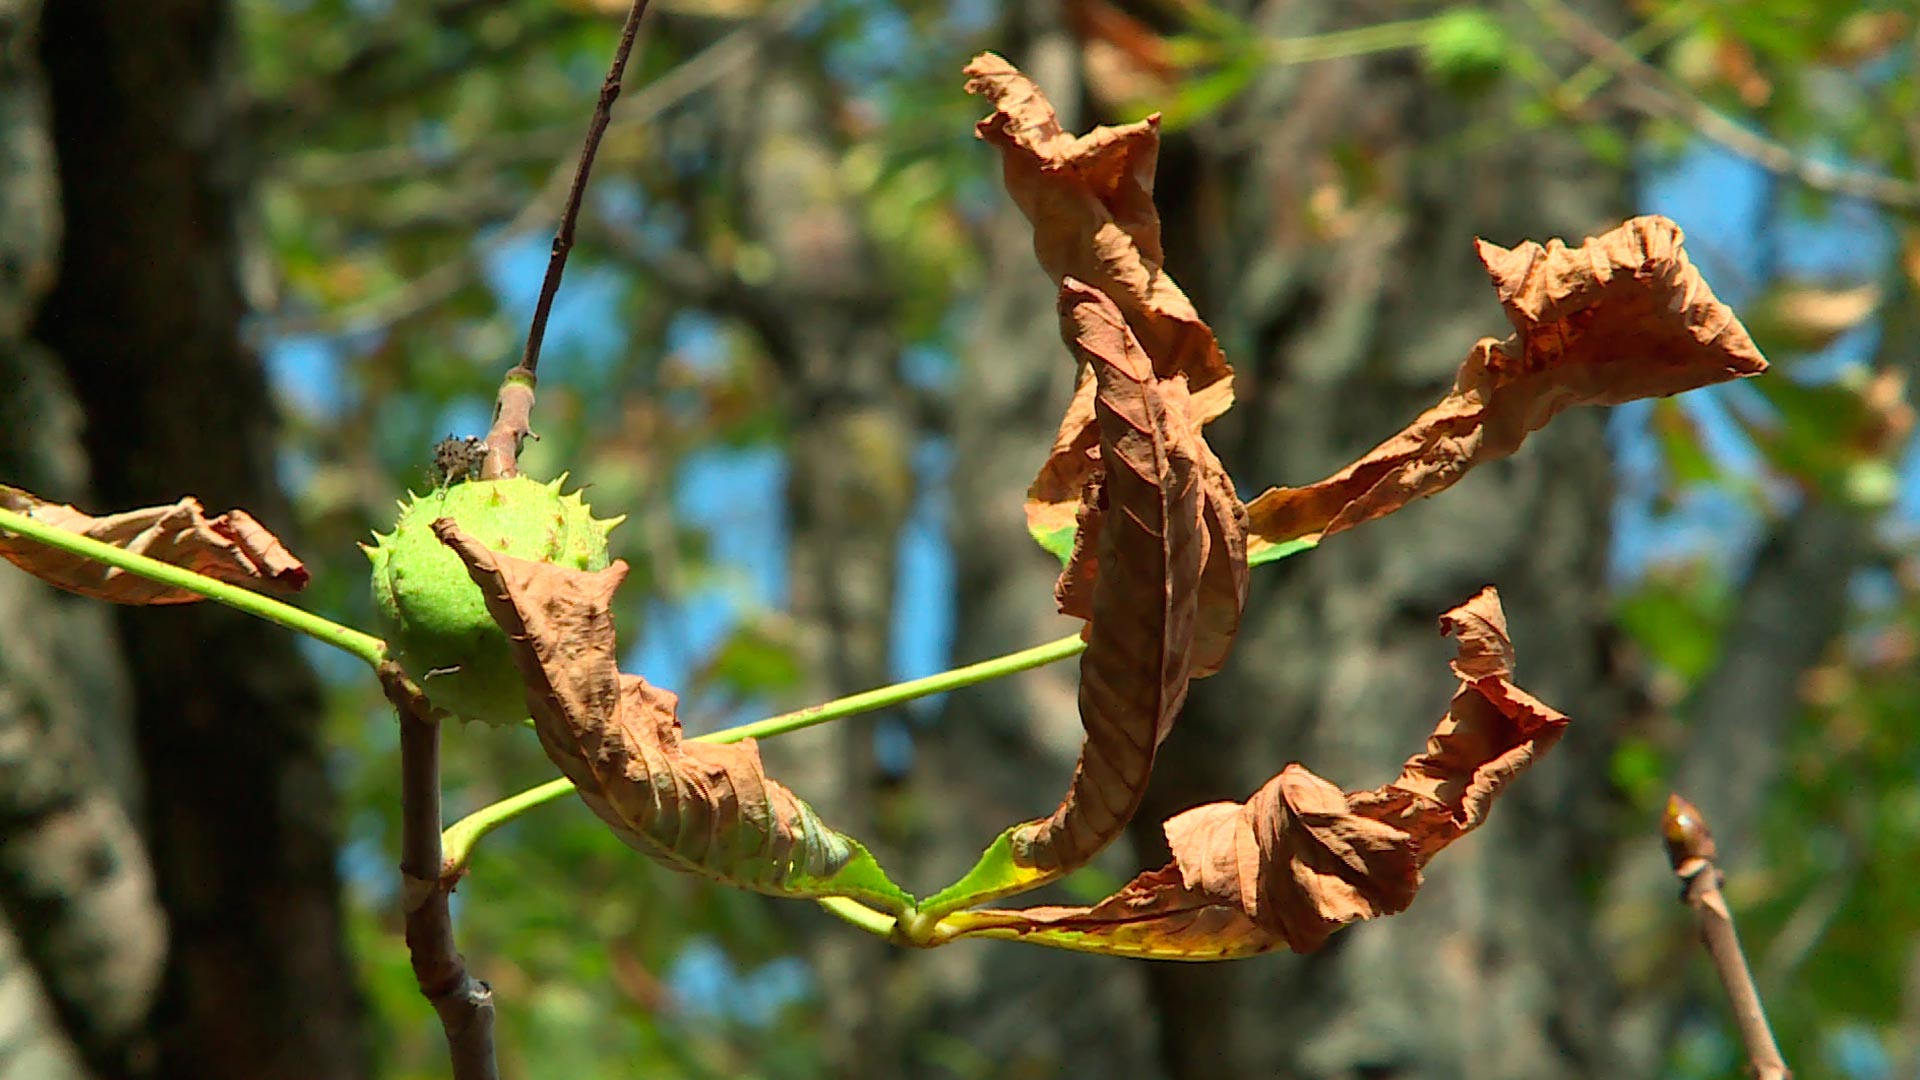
1438;586;1514;682
963;51;1064;142
1477;214;1768;383
1662;793;1718;870
429;517;488;562
962;51;1018;81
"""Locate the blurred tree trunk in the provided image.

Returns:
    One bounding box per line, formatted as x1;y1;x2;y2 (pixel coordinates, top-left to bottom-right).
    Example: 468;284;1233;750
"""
19;3;367;1079
0;4;159;1077
926;2;1638;1078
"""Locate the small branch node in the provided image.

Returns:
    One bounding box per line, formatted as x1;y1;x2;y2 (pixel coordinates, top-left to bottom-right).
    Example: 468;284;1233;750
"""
481;367;540;479
1663;792;1792;1080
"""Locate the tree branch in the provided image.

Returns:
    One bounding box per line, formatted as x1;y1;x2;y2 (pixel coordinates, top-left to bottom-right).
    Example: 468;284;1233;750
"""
479;0;655;479
1663;794;1791;1080
517;0;654;381
380;662;496;1080
1534;0;1920;211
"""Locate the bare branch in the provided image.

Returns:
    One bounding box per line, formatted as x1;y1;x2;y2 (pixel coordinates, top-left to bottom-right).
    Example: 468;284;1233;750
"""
1536;0;1920;211
380;662;496;1080
1663;794;1791;1080
518;0;655;381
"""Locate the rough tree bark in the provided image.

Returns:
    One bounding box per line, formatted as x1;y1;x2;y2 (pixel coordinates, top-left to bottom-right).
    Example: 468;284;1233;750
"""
25;3;366;1078
0;4;161;1076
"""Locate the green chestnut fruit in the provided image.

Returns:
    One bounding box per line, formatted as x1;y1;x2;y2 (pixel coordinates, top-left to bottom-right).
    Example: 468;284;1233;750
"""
366;475;621;726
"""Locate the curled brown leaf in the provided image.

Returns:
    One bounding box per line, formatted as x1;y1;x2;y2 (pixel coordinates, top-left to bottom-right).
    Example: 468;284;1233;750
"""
0;484;308;604
1048;282;1249;676
1246;215;1768;546
1012;280;1205;876
1189;430;1249;677
965;53;1236;555
435;522;910;910
949;587;1568;959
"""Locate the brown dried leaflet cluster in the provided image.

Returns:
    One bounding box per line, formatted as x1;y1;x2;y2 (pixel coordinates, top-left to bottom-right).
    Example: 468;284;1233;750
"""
0;483;307;604
935;53;1768;956
435;523;912;913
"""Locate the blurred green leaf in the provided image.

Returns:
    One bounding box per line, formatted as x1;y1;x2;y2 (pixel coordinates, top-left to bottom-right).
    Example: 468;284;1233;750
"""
1422;7;1509;94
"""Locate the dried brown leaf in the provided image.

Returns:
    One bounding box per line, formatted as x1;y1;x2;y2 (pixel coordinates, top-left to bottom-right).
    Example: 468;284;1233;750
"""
1045;280;1247;676
435;523;909;910
0;484;309;604
965;53;1235;553
1189;428;1249;677
1028;371;1101;554
1163;764;1424;951
950;587;1569;958
1246;215;1768;546
1066;0;1180;83
941;865;1271;960
1012;281;1206;876
1066;0;1182;107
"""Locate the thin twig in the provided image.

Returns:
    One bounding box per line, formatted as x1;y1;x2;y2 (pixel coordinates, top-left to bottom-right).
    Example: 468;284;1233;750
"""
381;662;497;1080
1663;794;1791;1080
1534;0;1920;211
478;0;653;479
518;0;654;380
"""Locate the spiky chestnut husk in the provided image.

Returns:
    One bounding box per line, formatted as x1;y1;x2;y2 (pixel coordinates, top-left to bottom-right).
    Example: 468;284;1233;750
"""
366;475;621;727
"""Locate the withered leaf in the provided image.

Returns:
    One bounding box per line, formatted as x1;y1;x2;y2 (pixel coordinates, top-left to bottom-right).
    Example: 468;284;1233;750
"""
926;282;1213;914
1014;281;1207;878
0;484;309;604
1048;282;1249;676
1067;0;1184;107
945;587;1568;959
435;523;911;913
964;53;1229;400
1028;371;1101;560
1246;215;1768;547
965;53;1236;559
1189;427;1250;677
